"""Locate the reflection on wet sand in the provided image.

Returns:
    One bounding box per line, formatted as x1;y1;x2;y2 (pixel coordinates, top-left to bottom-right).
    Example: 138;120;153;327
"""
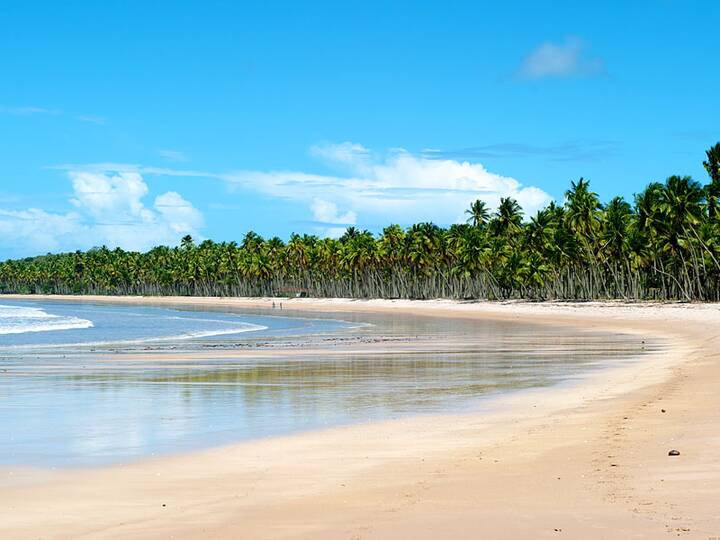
0;307;655;467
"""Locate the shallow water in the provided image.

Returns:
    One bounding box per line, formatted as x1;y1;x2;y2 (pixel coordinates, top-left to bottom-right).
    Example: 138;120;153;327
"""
0;300;655;467
0;301;353;349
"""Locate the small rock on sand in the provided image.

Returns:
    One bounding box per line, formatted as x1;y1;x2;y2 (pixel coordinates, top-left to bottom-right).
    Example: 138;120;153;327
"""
668;450;680;456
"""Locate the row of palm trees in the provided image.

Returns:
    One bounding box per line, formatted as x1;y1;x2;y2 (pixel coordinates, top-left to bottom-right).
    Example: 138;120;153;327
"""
2;143;720;301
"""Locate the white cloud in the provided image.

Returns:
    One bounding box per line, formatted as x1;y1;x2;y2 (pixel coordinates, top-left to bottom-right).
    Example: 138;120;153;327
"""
1;106;107;124
158;149;189;162
0;170;203;257
77;114;106;124
310;198;357;237
0;105;59;115
224;143;553;228
47;144;553;240
518;37;604;79
154;191;204;235
50;162;211;179
70;170;154;222
0;208;83;254
309;142;371;170
311;198;357;225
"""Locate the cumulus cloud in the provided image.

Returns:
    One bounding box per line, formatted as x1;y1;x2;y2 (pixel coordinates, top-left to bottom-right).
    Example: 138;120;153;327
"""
70;170;155;222
0;170;203;257
224;143;553;232
47;144;553;240
518;37;604;79
154;191;204;234
310;198;357;237
0;208;83;254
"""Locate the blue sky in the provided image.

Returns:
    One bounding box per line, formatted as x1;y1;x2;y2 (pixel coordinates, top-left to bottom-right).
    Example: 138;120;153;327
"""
1;0;718;258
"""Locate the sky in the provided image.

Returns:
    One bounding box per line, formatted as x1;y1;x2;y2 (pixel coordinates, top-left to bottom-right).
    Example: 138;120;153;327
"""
0;0;718;259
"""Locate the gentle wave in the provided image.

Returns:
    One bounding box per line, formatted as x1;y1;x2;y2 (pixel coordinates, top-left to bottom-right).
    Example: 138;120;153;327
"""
132;322;270;343
0;304;94;335
0;322;268;350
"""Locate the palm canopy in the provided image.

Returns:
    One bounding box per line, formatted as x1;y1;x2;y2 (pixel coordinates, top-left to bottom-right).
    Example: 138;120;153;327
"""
490;197;523;236
465;199;490;227
703;143;720;219
704;143;720;183
3;142;720;301
564;177;601;240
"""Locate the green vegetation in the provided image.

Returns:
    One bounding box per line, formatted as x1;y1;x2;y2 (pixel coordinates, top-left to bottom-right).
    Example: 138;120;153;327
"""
2;143;720;301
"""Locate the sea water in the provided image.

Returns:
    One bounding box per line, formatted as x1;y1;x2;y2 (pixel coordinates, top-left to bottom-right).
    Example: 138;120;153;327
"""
0;304;94;335
0;301;353;349
0;300;654;468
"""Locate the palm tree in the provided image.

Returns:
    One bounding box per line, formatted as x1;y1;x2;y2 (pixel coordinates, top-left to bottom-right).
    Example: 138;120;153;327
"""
241;231;264;253
465;199;490;228
180;235;195;250
5;143;720;301
600;197;632;260
703;143;720;220
564;178;601;242
703;142;720;183
525;208;556;254
491;197;523;237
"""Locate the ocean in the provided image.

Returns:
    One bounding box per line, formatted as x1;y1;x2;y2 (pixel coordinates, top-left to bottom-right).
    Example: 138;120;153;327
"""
0;299;653;467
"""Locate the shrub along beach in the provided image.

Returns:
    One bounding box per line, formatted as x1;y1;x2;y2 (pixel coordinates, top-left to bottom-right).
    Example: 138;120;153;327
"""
2;144;720;302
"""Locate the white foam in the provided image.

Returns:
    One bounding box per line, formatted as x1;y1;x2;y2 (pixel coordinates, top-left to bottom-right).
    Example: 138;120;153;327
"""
0;305;94;335
132;323;269;343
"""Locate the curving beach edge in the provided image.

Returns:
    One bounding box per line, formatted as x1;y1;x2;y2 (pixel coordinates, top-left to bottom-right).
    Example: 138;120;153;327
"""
1;295;719;539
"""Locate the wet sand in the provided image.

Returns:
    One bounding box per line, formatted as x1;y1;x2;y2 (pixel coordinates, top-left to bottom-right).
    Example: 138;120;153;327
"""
1;296;719;539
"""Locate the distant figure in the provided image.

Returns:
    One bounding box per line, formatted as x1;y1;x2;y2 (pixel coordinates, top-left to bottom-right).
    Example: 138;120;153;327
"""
280;302;283;310
272;301;276;309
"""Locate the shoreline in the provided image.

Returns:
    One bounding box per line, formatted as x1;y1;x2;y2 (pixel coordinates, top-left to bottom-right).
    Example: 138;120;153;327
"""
1;295;719;538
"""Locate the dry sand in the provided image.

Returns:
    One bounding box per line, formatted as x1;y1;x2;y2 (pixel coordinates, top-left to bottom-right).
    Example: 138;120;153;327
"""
1;295;719;539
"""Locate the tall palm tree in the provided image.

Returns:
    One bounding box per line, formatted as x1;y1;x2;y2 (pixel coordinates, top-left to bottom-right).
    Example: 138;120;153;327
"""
241;231;264;253
703;142;720;183
564;178;601;242
465;199;490;228
180;235;195;250
703;143;720;220
600;197;632;262
491;197;523;237
5;144;720;301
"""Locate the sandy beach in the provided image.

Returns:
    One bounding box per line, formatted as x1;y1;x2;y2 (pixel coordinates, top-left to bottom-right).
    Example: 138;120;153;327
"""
1;295;719;539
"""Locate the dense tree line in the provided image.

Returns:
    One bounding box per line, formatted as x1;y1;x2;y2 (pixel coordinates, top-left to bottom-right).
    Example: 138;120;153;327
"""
2;144;720;301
